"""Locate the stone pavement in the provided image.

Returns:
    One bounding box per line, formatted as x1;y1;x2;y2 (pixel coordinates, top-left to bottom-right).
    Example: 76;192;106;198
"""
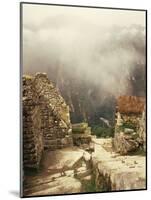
92;138;146;191
23;146;92;196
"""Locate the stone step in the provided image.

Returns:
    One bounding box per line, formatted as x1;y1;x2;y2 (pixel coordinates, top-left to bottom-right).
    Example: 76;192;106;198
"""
24;176;82;196
75;167;92;179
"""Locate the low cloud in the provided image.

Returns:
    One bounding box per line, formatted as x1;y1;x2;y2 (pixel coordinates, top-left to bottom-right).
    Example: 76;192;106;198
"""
23;9;146;98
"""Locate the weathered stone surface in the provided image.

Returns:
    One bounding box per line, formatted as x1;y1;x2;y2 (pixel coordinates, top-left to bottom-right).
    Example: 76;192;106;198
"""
72;123;93;153
25;176;82;196
138;111;146;150
65;170;74;177
75;167;91;179
113;96;146;154
43;147;87;174
23;75;44;169
92;138;146;191
23;73;73;169
82;175;92;183
113;132;140;155
23;147;92;196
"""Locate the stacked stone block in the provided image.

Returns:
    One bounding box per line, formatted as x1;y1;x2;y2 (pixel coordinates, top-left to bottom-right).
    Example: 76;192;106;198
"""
33;73;73;150
72;123;93;152
138;111;146;151
113;96;145;155
23;76;44;169
23;73;73;169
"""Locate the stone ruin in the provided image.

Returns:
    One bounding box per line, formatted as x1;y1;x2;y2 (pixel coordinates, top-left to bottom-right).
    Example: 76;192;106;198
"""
72;123;94;152
23;73;73;169
22;80;146;195
113;96;146;155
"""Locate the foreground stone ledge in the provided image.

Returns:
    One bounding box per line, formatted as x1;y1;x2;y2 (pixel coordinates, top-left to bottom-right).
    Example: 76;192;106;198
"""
92;138;146;191
23;147;92;196
25;176;82;196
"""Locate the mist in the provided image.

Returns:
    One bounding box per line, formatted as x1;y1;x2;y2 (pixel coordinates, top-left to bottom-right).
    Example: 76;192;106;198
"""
23;5;146;99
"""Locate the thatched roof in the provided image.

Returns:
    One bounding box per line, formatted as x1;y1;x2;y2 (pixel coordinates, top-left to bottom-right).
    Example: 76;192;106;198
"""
117;96;145;114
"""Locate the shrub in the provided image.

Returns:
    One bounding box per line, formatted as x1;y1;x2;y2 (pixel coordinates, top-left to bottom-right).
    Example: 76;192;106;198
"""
92;125;114;138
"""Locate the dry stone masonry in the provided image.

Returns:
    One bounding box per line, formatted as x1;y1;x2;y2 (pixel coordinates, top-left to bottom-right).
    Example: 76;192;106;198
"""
138;110;146;150
113;96;146;155
72;123;94;152
22;77;146;195
23;73;73;169
23;75;44;169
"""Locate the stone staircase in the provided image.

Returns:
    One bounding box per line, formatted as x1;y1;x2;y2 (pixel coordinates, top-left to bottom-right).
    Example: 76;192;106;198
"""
23;147;93;197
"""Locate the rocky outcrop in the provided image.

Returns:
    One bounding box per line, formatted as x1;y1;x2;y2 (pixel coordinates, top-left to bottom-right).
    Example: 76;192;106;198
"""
23;73;73;169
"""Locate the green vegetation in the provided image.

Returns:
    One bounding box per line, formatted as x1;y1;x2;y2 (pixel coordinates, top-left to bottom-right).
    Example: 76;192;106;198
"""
122;121;137;131
82;174;111;193
127;147;146;156
72;122;88;133
116;121;137;133
92;125;114;138
82;176;97;193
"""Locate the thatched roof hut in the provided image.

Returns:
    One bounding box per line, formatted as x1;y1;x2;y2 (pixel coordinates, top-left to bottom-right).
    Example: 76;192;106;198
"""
117;96;145;114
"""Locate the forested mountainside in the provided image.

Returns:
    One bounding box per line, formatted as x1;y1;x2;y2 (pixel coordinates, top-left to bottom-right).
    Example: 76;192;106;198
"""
48;63;146;126
24;24;146;126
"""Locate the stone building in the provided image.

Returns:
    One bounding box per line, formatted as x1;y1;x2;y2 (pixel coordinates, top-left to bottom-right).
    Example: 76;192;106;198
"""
113;96;146;154
23;73;73;169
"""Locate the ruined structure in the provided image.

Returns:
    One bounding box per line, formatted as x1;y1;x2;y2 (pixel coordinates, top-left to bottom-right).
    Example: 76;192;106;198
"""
113;96;146;154
72;123;93;152
23;73;73;169
22;78;146;195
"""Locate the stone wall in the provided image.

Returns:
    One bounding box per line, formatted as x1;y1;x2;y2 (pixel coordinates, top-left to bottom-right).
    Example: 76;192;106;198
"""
23;75;44;169
113;112;145;155
113;96;146;155
72;123;94;152
23;73;73;169
138;111;146;150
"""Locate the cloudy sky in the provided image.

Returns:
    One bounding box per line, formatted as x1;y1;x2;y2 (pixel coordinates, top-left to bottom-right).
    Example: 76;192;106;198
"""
22;4;146;97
